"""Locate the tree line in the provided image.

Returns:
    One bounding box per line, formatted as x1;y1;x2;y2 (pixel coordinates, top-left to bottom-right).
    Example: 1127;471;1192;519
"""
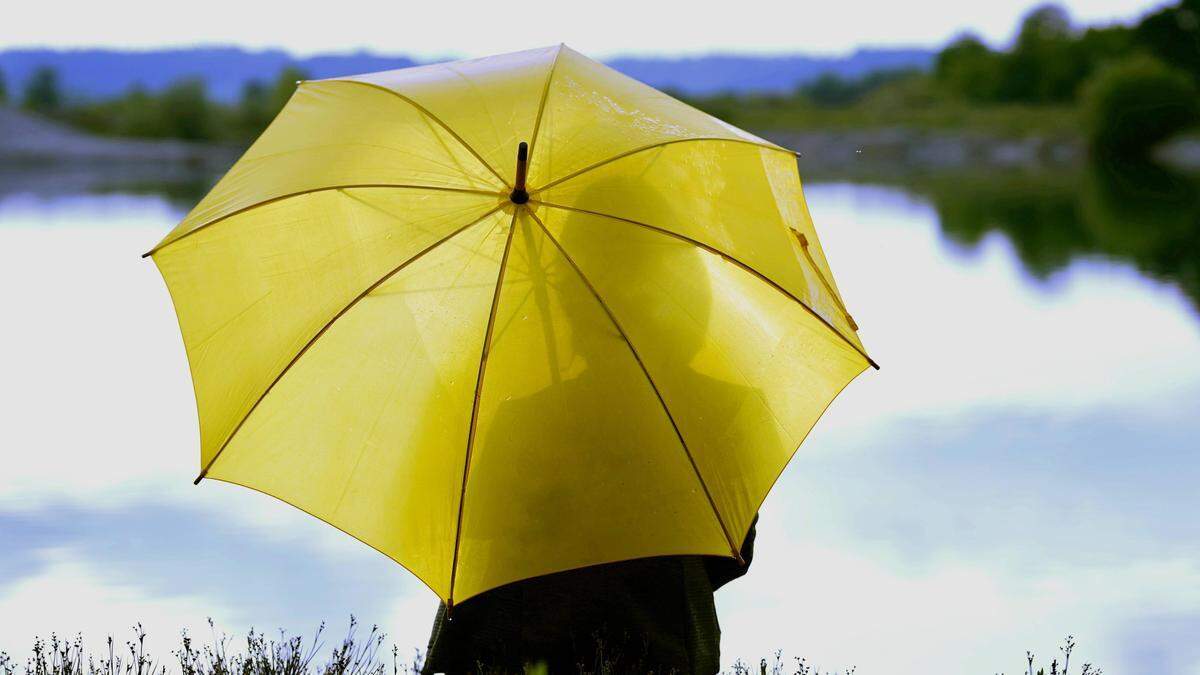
936;1;1200;155
682;1;1200;157
0;64;306;144
1;1;1197;156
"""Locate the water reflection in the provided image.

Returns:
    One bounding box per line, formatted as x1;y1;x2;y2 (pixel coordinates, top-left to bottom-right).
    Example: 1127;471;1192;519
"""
1;163;1198;675
913;159;1200;314
0;501;409;626
0;162;221;207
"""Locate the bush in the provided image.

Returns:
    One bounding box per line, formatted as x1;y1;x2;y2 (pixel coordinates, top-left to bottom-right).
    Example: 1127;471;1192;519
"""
158;79;216;141
1134;0;1200;84
935;34;1005;102
799;70;921;108
1081;54;1200;157
22;66;61;114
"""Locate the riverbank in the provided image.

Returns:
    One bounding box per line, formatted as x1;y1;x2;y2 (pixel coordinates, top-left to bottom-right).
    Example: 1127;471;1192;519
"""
3;105;1197;186
0;105;1082;178
0;107;238;166
767;127;1083;177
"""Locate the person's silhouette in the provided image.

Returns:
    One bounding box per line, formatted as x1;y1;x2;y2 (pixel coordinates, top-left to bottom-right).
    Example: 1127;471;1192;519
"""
423;176;766;675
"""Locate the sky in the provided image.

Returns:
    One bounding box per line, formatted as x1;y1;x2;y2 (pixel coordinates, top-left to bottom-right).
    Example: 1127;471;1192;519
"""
0;0;1175;58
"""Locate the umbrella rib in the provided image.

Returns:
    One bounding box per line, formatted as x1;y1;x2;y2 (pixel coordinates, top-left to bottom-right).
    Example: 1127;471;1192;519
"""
534;200;879;370
448;209;520;608
325;79;512;189
192;203;507;485
525;208;745;563
143;184;504;257
789;228;859;330
529;137;799;195
526;44;565;162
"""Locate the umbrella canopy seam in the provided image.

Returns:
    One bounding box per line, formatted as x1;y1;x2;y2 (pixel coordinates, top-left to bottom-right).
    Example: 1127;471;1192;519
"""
532;200;878;370
789;227;859;330
526;44;565;163
143;184;504;258
323;79;512;189
525;208;744;563
448;209;521;607
529;137;799;195
192;203;508;484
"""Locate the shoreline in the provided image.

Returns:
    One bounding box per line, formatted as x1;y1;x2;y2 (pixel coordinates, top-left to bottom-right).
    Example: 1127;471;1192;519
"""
3;106;1198;182
0;107;240;166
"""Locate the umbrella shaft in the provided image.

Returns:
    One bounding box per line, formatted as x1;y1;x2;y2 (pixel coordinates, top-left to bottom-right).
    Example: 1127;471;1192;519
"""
510;141;529;203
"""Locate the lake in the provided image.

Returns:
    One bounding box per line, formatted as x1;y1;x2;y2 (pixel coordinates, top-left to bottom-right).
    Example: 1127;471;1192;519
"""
1;162;1198;674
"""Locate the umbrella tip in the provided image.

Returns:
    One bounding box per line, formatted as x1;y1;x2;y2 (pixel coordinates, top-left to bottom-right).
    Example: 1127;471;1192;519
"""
510;141;530;204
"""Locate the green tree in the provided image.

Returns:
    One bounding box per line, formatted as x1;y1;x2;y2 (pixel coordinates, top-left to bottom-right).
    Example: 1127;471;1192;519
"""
800;69;920;107
271;66;309;113
236;79;273;140
1002;4;1088;102
1081;55;1200;156
1077;24;1133;72
22;66;61;114
935;34;1004;101
1134;0;1200;82
220;66;309;141
800;73;860;107
118;84;167;137
158;78;215;141
0;69;8;105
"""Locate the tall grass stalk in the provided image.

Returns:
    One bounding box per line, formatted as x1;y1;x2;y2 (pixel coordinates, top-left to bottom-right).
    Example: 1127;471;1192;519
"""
0;621;1098;675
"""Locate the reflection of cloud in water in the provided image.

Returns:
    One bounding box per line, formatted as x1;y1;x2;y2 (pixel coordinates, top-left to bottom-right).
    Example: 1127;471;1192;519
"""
0;162;221;205
807;181;1200;425
0;552;218;662
837;161;1200;313
5;182;1200;673
1115;612;1200;675
717;392;1200;674
789;390;1200;570
0;500;412;628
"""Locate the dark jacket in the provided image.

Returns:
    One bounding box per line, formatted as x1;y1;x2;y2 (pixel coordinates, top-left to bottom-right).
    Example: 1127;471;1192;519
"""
422;515;757;675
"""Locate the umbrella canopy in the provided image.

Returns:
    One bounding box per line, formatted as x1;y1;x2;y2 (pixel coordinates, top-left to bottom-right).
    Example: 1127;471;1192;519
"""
145;45;876;606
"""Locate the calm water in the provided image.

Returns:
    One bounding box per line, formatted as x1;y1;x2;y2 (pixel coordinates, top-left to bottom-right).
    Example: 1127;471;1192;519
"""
1;164;1198;674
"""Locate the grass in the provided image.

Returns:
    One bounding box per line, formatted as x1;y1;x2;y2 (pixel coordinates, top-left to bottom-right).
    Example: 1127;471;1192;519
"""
0;619;1102;675
0;618;416;675
683;76;1080;138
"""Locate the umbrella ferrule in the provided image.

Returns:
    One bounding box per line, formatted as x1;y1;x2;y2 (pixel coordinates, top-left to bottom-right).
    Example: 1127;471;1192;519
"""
510;141;530;204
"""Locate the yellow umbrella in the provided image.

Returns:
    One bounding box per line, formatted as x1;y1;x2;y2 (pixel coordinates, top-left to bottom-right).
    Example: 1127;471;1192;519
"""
145;45;877;608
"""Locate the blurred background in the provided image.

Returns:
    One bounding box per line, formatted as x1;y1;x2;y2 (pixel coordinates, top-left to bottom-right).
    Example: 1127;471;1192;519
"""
2;1;1199;673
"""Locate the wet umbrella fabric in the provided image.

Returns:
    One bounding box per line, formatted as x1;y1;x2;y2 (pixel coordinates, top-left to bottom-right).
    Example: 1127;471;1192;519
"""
145;45;876;607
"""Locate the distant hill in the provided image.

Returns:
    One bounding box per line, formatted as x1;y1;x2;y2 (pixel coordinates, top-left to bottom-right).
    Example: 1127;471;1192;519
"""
0;48;419;102
0;46;935;102
608;49;935;95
